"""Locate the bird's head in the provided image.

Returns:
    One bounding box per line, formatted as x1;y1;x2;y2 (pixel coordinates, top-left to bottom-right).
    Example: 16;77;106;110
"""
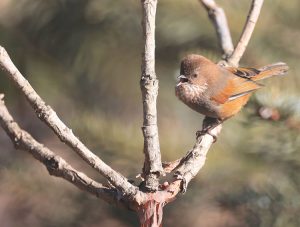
176;54;214;101
177;54;213;86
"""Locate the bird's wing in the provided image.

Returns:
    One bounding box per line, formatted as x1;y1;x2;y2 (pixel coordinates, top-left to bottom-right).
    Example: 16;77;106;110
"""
210;74;262;104
225;67;261;79
227;63;288;81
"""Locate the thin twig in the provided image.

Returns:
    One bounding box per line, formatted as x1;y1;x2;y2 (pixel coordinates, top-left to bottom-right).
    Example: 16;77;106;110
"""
0;95;127;207
0;46;138;198
140;0;163;191
200;0;234;58
228;0;264;66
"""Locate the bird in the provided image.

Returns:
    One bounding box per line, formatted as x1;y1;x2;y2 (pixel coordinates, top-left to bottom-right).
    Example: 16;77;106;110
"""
175;54;288;141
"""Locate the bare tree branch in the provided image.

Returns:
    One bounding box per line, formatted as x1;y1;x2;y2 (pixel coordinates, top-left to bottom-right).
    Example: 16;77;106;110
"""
0;0;266;224
0;46;139;198
140;0;163;191
174;125;222;192
0;95;129;207
228;0;264;66
200;0;234;57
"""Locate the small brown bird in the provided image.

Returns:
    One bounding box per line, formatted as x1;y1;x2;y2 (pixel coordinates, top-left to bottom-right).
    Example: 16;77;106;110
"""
175;54;288;139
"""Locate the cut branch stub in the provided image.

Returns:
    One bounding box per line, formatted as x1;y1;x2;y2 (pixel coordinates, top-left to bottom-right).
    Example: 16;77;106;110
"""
138;200;163;227
136;180;181;227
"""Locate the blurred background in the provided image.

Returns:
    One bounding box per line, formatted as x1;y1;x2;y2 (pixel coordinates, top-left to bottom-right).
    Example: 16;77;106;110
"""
0;0;299;226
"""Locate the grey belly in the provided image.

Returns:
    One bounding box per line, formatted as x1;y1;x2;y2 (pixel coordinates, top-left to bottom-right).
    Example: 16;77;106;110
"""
184;96;220;119
175;84;220;118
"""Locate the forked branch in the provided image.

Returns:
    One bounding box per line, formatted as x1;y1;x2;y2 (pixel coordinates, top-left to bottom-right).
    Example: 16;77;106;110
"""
0;46;138;198
0;0;266;225
0;95;125;207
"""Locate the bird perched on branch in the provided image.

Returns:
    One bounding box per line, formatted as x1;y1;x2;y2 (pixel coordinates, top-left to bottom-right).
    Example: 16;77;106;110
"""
175;54;288;141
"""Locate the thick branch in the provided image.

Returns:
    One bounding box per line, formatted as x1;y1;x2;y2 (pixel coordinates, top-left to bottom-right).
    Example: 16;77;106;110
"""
200;0;234;57
0;46;138;198
140;0;163;191
0;95;124;207
228;0;264;66
137;180;181;226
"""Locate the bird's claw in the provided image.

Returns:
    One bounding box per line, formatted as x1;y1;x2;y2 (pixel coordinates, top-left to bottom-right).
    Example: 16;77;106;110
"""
196;130;204;138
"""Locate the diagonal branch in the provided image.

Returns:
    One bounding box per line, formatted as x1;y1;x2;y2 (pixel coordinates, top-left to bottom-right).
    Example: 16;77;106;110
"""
0;46;139;198
174;125;222;191
200;0;234;58
140;0;163;191
0;95;126;207
228;0;264;66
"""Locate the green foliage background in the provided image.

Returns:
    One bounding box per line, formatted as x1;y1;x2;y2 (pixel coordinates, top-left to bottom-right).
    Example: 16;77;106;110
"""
0;0;299;226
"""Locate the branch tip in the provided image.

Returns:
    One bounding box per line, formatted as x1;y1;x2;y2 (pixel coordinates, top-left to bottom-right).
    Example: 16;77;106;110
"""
200;0;234;57
227;0;264;66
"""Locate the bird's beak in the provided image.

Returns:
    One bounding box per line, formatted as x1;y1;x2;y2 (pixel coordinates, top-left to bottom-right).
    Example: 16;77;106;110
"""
177;75;189;83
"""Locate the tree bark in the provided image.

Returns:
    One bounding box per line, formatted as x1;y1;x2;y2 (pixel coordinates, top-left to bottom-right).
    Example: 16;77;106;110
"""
138;200;164;227
140;0;163;192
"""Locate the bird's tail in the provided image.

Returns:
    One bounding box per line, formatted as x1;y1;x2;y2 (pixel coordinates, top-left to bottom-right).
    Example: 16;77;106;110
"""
252;62;289;81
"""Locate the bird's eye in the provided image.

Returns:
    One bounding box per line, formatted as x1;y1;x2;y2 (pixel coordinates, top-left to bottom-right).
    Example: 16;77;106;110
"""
192;74;197;78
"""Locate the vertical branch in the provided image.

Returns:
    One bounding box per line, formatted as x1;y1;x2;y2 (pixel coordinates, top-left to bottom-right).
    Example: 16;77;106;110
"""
140;0;163;191
228;0;264;66
200;0;234;58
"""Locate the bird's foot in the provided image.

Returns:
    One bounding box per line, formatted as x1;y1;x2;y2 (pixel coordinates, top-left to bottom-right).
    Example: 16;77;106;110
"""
196;117;222;143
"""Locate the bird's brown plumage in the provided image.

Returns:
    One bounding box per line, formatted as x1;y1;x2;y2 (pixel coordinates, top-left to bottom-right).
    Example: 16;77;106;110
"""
175;54;288;121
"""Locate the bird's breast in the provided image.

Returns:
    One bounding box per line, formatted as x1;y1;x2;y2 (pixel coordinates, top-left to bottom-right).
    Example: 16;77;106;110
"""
175;82;207;102
175;82;219;118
